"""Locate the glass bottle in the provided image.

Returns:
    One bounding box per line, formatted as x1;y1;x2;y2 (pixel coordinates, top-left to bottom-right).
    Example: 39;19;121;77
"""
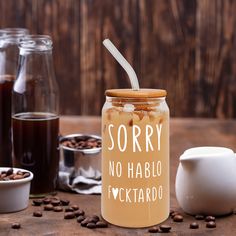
101;89;169;227
0;28;29;167
12;35;60;197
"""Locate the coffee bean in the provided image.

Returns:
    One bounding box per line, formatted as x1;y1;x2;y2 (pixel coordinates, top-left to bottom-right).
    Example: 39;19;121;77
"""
44;204;54;211
77;215;85;223
205;216;215;222
33;199;43;206
81;219;89;227
190;222;199;229
96;221;108;228
13;175;24;180
0;173;6;179
51;199;60;206
171;212;180;218
173;214;183;222
71;204;79;210
11;223;21;229
60;199;70;206
81;217;94;227
53;206;63;212
23;172;30;178
33;211;42;217
148;226;159;233
169;209;175;216
91;214;100;222
159;224;171;233
87;222;96;229
206;221;216;228
6;168;13;176
65;207;74;212
195;215;205;220
8;174;15;180
74;209;85;217
64;212;75;219
43;198;51;204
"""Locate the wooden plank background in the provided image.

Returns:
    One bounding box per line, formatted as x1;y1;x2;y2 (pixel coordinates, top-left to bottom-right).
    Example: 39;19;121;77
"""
0;0;236;117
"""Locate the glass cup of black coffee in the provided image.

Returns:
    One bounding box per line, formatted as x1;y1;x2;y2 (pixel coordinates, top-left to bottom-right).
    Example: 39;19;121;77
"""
12;35;59;197
0;28;29;167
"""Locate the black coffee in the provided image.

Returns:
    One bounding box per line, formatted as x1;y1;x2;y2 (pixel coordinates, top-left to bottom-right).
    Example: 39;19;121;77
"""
0;75;15;167
12;112;59;195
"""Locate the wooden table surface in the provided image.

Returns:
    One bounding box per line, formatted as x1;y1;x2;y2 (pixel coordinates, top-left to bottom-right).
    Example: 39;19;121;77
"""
1;116;236;236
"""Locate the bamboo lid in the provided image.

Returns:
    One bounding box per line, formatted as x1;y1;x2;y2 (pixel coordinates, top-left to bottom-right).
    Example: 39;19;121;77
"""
105;89;167;98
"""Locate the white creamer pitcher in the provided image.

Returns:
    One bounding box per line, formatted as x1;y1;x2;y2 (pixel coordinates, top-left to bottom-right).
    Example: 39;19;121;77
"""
175;146;236;216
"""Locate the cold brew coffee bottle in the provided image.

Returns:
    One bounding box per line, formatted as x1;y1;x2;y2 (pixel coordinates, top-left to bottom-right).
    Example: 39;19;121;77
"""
0;28;29;167
12;35;60;197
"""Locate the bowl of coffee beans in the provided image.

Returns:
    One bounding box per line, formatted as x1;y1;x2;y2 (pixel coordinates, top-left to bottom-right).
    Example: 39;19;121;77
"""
59;134;102;179
0;167;33;213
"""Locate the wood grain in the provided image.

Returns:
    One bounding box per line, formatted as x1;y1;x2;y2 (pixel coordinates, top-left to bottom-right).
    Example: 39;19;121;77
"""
1;0;236;117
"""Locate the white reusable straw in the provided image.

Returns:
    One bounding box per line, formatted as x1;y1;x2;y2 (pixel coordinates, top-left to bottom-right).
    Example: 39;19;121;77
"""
103;39;140;90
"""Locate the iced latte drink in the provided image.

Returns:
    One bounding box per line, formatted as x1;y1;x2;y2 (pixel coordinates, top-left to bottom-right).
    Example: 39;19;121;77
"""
101;89;169;227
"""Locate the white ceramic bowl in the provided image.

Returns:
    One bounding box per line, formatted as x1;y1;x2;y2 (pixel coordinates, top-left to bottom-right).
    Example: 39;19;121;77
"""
0;167;33;213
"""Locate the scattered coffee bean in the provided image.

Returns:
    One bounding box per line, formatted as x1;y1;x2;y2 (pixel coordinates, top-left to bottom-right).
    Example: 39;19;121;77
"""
11;223;21;229
51;199;60;206
74;209;85;217
44;204;54;211
33;211;42;217
65;207;74;212
148;226;159;233
173;214;183;222
77;215;85;223
43;198;51;204
33;199;43;206
71;204;79;210
190;222;199;229
81;219;89;227
0;168;30;181
96;221;108;228
159;224;171;233
171;212;180;218
87;222;97;229
205;216;215;222
206;221;216;228
64;212;75;219
53;206;63;212
91;214;100;222
60;199;70;206
169;209;175;216
80;217;94;227
195;215;205;220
